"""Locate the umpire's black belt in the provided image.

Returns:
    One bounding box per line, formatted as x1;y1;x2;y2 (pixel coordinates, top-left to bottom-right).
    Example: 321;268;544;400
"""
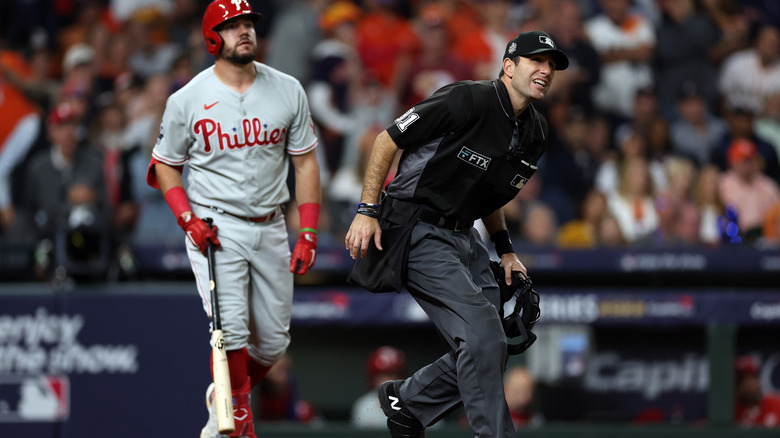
418;210;474;232
385;197;474;232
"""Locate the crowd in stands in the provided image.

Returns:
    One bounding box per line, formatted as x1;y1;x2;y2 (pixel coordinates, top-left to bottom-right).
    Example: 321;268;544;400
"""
2;0;780;281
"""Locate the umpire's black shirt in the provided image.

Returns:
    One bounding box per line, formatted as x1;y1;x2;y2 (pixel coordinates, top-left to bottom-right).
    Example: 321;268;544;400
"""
385;79;549;222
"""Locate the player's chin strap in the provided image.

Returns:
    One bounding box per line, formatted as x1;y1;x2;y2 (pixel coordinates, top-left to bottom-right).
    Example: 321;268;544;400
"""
489;261;541;356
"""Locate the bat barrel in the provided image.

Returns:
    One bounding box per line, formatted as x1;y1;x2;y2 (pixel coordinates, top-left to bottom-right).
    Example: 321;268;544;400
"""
203;218;234;433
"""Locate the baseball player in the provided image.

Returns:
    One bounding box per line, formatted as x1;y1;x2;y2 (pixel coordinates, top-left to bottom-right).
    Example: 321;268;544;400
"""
345;31;568;437
351;346;408;428
146;1;321;437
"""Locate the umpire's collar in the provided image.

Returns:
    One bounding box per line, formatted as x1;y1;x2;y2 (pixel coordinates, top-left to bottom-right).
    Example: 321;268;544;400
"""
492;79;545;142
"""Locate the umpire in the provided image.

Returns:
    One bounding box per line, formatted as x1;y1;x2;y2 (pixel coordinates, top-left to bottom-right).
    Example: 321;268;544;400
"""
345;31;568;437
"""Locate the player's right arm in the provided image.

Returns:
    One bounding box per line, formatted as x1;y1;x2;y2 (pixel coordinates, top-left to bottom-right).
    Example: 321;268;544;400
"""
147;95;219;252
154;161;220;253
345;130;399;259
154;162;192;224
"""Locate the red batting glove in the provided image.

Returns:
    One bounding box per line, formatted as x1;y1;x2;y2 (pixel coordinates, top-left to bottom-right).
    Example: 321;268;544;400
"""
290;231;317;275
178;214;221;255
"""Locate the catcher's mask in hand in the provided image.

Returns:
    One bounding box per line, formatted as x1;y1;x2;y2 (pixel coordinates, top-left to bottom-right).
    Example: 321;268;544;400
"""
489;260;541;355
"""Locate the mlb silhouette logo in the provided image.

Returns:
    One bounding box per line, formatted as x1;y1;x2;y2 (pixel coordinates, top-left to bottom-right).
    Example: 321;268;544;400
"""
511;174;528;189
539;36;555;48
0;375;70;422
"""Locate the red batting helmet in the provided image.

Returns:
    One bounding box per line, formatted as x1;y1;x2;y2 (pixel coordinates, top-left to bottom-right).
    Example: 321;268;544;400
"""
366;346;406;387
202;0;262;56
735;355;759;382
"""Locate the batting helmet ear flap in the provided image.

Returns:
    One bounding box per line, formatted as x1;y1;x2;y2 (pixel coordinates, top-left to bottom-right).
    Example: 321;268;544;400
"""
203;30;222;56
202;0;262;56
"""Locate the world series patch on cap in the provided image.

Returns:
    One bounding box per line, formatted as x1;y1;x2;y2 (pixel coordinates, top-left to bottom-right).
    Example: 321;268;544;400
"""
504;30;569;70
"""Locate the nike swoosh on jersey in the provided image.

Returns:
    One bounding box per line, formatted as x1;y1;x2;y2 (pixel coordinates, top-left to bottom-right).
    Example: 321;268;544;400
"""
204;101;219;110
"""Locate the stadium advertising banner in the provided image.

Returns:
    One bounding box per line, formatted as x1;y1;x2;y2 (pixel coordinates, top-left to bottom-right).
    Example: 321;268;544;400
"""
290;287;780;327
580;327;709;422
1;286;779;436
0;292;209;437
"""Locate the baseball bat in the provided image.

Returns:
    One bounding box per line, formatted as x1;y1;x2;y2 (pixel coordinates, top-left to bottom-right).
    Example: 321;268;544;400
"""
204;218;234;434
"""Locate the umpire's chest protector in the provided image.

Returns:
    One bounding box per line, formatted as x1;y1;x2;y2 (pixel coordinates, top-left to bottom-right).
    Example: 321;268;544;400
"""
388;79;549;221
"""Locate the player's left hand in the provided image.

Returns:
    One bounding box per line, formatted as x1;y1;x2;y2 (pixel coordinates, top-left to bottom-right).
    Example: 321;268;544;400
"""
290;231;317;275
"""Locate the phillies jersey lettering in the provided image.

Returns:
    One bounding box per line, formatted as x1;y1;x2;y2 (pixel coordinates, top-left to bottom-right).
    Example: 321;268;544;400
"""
194;118;287;152
151;62;317;217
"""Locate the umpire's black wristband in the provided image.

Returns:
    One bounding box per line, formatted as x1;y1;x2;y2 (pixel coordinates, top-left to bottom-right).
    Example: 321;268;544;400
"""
357;208;379;219
490;229;514;256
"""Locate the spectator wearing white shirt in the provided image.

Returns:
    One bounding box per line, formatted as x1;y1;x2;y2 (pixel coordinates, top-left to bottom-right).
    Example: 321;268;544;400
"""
606;156;660;244
584;0;655;120
719;24;780;115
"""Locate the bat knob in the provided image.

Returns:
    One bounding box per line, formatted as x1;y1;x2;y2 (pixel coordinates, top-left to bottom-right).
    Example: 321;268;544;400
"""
204;217;213;227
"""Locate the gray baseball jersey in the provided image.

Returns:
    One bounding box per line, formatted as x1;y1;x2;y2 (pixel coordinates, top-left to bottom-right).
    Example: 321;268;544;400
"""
151;61;318;217
151;61;318;364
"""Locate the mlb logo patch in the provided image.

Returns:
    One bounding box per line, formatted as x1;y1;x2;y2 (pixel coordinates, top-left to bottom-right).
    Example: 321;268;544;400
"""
507;42;517;55
0;375;70;422
539;35;554;48
511;174;529;189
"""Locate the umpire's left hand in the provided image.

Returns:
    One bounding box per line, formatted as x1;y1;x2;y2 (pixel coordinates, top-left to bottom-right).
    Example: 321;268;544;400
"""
499;253;527;285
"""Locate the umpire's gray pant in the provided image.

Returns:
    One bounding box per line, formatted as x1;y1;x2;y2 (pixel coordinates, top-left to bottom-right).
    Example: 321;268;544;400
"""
398;222;515;438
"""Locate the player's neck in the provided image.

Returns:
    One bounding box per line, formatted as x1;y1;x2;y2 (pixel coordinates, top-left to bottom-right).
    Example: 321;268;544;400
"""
214;60;257;94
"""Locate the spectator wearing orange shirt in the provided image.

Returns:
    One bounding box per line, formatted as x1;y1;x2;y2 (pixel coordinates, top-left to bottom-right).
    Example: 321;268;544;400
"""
440;0;482;40
762;201;780;245
397;3;471;109
557;188;608;248
356;0;420;90
451;0;514;80
0;50;41;234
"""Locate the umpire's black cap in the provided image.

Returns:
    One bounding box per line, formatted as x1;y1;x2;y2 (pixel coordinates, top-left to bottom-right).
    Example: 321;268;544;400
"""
503;30;569;70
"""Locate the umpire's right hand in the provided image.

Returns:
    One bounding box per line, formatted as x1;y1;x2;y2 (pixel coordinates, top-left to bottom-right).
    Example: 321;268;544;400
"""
345;214;382;259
